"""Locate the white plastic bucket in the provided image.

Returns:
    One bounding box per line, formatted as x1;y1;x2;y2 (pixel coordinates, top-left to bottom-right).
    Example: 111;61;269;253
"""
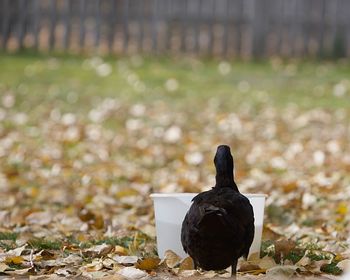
150;193;266;259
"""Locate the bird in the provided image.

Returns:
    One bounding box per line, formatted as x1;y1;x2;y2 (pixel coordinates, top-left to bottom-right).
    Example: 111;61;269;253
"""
181;145;254;277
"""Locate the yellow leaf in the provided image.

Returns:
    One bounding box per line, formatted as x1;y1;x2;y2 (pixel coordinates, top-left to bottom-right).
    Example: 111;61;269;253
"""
91;213;104;230
5;256;24;265
115;188;139;199
136;257;160;270
336;202;348;215
77;233;89;242
115;245;128;255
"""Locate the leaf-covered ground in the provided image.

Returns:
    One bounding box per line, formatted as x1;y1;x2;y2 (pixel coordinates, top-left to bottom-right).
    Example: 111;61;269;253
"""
0;53;349;279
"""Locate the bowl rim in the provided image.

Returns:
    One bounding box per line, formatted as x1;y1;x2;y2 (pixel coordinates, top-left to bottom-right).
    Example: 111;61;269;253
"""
150;192;267;198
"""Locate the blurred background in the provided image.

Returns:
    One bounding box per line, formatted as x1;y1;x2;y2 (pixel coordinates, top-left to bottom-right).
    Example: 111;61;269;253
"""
1;0;350;58
0;0;349;278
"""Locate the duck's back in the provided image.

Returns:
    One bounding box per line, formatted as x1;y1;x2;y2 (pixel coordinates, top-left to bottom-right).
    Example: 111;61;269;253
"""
181;187;254;270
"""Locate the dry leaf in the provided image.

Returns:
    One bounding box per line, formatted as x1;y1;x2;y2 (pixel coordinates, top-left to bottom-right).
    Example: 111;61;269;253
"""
178;256;194;271
337;259;350;271
163;250;181;268
256;256;277;270
113;255;138;265
83;244;113;258
115;245;128;255
274;239;296;263
102;257;115;269
118;267;148;279
239;263;261;272
85;259;104;272
5;256;24;265
6;244;27;257
0;263;9;272
136;257;160;270
100;275;128;280
266;265;298;280
26;211;53;225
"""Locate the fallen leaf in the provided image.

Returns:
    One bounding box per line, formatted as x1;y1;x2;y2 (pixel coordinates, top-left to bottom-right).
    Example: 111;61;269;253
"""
118;267;148;279
337;259;350;270
85;259;104;272
178;256;194;271
113;255;138;265
0;262;9;272
163;250;181;268
100;275;127;280
6;244;27;257
26;211;53;225
115;245;128;255
266;265;297;280
239;263;261;272
102;257;115;269
136;257;160;270
83;244;113;258
5;256;24;265
274;239;296;263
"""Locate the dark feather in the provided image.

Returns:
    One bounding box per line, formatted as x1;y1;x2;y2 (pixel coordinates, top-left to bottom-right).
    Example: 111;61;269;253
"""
181;145;254;274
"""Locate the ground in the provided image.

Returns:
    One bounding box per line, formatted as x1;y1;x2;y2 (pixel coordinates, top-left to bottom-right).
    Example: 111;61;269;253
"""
0;53;349;279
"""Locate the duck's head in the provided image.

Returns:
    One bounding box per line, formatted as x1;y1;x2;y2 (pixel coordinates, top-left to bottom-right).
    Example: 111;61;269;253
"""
214;145;238;190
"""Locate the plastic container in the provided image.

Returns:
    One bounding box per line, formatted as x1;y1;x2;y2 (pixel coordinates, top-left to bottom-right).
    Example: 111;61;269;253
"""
150;193;266;259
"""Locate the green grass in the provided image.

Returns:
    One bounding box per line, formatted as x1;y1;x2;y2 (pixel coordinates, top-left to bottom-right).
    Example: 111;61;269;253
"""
28;238;62;250
1;52;350;116
0;232;18;241
0;232;19;251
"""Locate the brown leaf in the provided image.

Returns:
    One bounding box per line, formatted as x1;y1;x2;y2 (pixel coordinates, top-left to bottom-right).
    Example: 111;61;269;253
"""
83;244;113;258
100;275;127;280
256;256;277;270
78;208;95;222
91;213;104;229
274;239;296;263
238;263;261;272
136;257;160;270
178;256;194;271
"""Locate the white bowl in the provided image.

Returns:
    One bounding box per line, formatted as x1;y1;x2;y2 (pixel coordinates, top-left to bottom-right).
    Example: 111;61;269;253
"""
150;193;267;258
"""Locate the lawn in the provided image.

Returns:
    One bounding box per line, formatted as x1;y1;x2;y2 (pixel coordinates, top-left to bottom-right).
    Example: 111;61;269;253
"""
0;52;349;279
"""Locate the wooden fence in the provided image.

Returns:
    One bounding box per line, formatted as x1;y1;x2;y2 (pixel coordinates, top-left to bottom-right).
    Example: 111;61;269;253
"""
1;0;350;58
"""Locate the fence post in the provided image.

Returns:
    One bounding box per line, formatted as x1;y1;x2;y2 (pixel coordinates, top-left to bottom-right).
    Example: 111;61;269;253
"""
152;0;159;52
18;0;26;49
318;0;326;57
79;0;87;51
137;0;145;51
180;0;188;52
194;0;202;53
1;0;10;50
64;0;72;50
208;0;215;55
122;0;129;53
108;0;117;53
252;0;266;58
33;0;40;50
49;0;56;51
95;0;101;49
235;0;244;57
